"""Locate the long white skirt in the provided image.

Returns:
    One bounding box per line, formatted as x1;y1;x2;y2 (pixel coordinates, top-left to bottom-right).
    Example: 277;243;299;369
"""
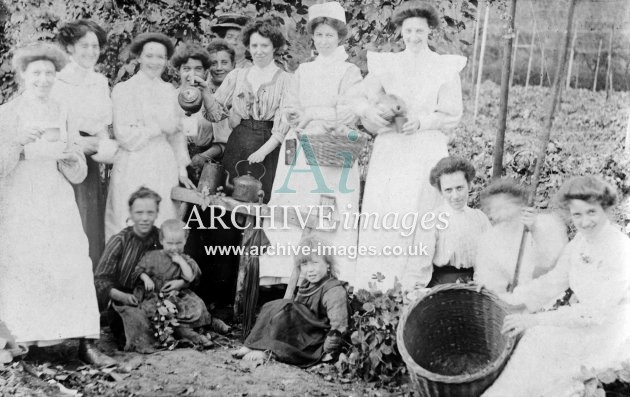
483;310;630;397
260;129;360;286
354;130;447;292
0;160;100;343
105;136;179;240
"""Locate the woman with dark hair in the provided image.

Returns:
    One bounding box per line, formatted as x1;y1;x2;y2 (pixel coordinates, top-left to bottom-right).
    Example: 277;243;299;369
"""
0;42;114;366
353;1;467;292
484;176;630;396
404;156;491;290
105;32;194;240
259;2;363;287
203;18;291;201
473;178;568;294
53;19;115;268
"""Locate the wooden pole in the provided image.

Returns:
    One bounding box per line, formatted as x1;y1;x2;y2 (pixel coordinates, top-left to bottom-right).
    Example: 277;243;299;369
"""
470;2;482;92
605;25;613;99
473;2;490;122
526;20;536;88
509;0;578;293
539;41;545;87
575;56;580;88
593;39;602;91
492;0;517;179
625;111;630;155
566;24;577;89
510;29;519;87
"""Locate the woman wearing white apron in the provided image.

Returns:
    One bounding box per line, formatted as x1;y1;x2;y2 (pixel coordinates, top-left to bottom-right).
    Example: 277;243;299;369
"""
353;1;466;292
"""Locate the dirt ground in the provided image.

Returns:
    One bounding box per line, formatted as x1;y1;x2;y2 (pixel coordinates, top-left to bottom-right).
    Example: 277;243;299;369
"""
0;325;412;397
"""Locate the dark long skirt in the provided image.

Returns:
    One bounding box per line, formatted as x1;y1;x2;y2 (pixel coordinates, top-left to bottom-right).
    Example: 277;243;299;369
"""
221;119;279;204
244;299;329;367
74;154;107;268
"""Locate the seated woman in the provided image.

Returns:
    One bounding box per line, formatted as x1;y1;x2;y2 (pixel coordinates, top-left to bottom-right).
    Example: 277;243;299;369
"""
133;219;213;348
483;175;630;396
404;156;491;291
232;235;348;367
474;178;568;294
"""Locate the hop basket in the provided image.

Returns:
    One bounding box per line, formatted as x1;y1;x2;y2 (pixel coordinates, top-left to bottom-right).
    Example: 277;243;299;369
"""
396;284;516;397
286;126;368;168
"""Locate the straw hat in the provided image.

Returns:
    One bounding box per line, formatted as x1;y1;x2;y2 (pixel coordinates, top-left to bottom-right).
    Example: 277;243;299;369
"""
129;32;175;59
210;12;250;34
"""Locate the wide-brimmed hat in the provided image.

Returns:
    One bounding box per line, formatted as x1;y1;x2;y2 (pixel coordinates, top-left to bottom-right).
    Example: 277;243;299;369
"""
210;12;250;34
12;42;68;72
128;32;175;59
306;2;347;34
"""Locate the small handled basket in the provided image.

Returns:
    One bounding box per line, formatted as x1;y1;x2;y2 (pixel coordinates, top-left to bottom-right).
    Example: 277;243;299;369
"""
397;284;517;397
286;119;368;168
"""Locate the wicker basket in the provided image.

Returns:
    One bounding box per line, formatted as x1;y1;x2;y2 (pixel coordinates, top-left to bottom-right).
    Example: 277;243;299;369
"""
397;284;516;397
293;128;368;168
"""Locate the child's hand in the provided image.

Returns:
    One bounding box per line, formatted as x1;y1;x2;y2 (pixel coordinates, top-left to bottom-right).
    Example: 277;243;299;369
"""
161;279;186;293
143;277;155;292
118;292;138;306
169;252;186;265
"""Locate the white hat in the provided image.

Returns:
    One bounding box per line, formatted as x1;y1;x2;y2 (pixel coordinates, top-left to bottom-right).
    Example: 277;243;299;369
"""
308;2;346;24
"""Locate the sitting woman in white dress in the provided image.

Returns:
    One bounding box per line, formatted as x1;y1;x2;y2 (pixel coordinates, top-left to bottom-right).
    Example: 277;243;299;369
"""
483;175;630;397
474;178;568;294
403;156;491;291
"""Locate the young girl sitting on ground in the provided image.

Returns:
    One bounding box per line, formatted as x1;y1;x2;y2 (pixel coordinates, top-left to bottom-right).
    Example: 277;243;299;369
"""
233;235;349;367
133;219;214;348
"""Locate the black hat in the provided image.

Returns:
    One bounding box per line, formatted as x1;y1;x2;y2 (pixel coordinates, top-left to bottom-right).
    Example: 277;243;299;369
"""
129;32;175;59
210;13;250;34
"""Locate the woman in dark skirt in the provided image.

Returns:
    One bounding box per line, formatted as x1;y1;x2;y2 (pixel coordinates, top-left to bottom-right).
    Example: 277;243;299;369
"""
232;236;349;367
53;20;115;268
202;18;291;202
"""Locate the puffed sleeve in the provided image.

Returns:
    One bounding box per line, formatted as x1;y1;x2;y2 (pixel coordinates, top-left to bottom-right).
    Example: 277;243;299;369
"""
508;243;572;311
335;64;363;126
112;81;162;151
529;213;568;278
418;55;466;131
0;102;22;178
322;285;349;333
270;72;292;143
203;69;237;122
351;52;387;118
167;92;191;169
402;228;436;292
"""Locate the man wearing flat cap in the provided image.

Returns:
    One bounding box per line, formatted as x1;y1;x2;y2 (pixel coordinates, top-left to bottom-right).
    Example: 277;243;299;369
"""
210;12;252;69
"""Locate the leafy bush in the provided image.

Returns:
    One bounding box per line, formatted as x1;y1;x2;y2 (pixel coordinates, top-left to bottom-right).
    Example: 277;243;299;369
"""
335;278;407;388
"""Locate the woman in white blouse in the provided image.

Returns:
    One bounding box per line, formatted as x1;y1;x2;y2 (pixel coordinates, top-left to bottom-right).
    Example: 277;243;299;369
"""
353;1;466;292
403;156;490;292
53;20;113;266
484;176;630;396
105;33;194;240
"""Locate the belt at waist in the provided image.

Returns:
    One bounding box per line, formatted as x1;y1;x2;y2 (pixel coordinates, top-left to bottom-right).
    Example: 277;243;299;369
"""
79;131;93;137
239;119;274;131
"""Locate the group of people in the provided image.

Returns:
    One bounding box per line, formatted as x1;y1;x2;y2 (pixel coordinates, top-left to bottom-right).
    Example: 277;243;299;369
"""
0;0;628;395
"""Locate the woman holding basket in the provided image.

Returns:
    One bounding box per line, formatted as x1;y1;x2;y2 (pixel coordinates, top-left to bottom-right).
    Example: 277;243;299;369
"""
353;1;466;292
258;1;363;286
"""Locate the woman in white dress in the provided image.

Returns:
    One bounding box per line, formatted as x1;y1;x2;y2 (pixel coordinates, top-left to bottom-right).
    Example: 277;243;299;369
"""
52;19;114;267
353;1;466;291
0;43;113;366
105;33;194;240
483;176;630;396
259;1;363;286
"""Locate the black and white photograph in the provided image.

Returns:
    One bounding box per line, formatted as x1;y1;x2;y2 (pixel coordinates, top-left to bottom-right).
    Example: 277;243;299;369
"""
0;0;629;395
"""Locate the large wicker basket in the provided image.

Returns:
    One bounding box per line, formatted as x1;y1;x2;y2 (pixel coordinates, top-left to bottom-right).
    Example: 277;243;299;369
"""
397;284;516;397
295;128;368;168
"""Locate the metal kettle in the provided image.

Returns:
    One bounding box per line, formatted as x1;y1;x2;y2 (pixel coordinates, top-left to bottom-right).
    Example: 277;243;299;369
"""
224;160;265;203
178;86;203;116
